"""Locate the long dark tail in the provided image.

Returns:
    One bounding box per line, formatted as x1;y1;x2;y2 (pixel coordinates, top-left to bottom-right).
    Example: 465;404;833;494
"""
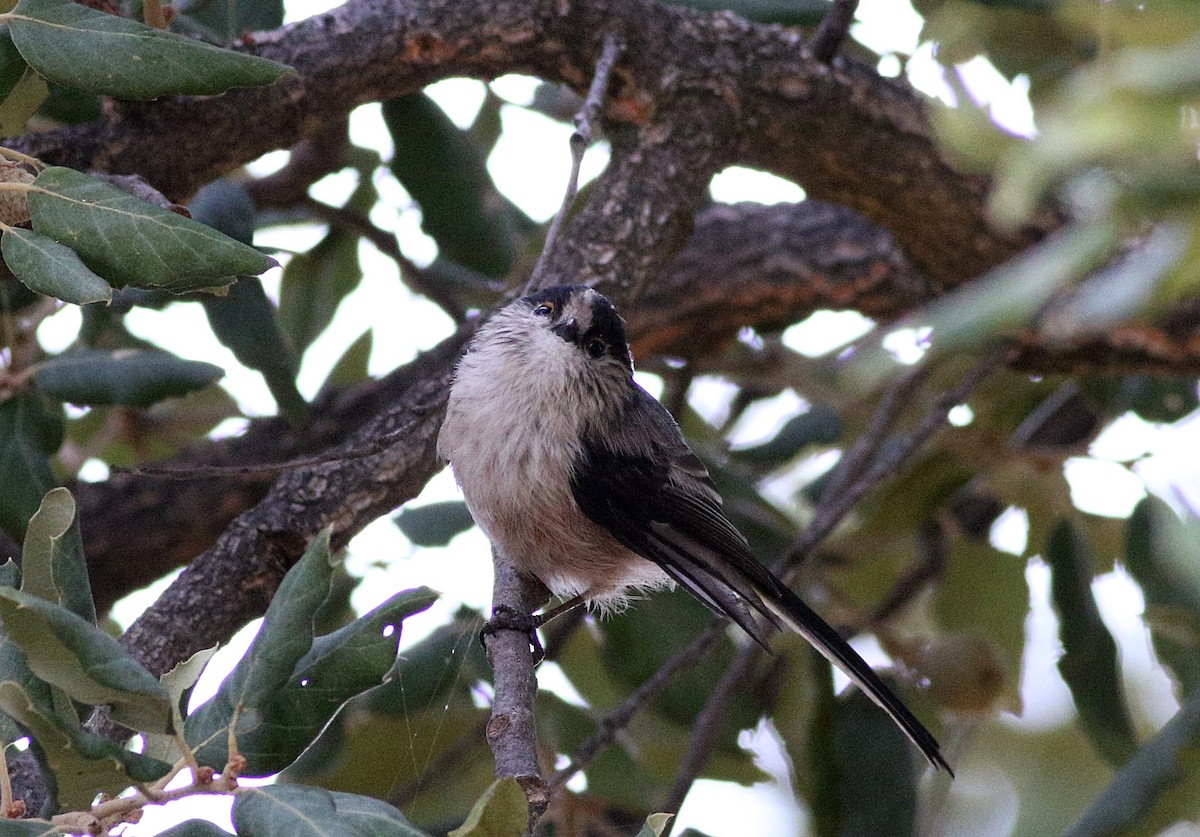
756;578;953;775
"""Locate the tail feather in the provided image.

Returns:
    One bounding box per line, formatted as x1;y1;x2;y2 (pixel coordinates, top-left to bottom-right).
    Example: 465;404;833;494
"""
756;580;953;775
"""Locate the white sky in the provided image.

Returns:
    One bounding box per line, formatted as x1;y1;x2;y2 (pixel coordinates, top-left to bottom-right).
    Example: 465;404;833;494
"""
29;0;1196;835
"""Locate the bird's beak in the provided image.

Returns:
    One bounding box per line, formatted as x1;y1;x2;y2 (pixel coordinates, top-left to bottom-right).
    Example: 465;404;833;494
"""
551;318;579;344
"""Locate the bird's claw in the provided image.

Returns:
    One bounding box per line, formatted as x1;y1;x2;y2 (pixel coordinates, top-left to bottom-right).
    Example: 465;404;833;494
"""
480;604;546;665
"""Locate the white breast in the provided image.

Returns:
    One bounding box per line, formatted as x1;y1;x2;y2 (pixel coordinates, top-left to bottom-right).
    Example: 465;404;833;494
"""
437;319;670;606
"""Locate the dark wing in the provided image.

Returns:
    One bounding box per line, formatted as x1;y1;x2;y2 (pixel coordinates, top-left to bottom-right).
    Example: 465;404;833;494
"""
570;384;951;774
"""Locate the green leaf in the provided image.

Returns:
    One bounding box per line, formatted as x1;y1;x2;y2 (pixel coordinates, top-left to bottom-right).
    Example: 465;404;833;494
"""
182;0;285;42
190;586;438;775
1045;519;1138;767
393;501;476;547
154;821;236;837
191;180;307;423
832;688;919;836
0;389;61;543
8;0;291;100
27;166;276;291
278;225;361;356
0;27;28;105
35;348;224;408
186;529;335;769
233;784;375;837
1125;497;1200;695
2;227;112;305
1065;689;1200;837
636;813;675;837
324;328;372;389
328;792;432;837
20;487;94;624
280;612;491;814
0;587;172;732
849;222;1116;389
933;537;1028;713
382;93;520;278
448;778;527;837
0;819;60;835
731;405;843;465
661;0;826;25
143;645;218;763
0;681;170;811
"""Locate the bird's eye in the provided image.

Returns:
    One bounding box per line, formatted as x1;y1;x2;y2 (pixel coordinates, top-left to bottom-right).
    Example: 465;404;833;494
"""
586;338;607;358
533;303;554;317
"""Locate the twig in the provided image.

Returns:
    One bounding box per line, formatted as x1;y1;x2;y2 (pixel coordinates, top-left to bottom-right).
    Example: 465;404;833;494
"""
784;345;1010;568
809;0;860;64
812;362;932;525
660;639;764;837
302;197;470;321
548;620;724;790
523;32;625;294
0;743;12;817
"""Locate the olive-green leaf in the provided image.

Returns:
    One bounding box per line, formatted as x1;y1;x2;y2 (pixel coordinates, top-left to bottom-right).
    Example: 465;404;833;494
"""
0;681;170;811
186;529;334;769
190;180;306;423
1065;689;1200;837
35;348;224;408
393;501;477;547
1046;519;1138;767
27;166;276;291
448;778;528;837
0;587;172;732
278;224;362;357
20;487;94;624
2;226;112;305
1126;497;1200;695
0;26;28;105
382;93;520;278
8;0;291;100
0;388;61;543
324;328;372;389
0;66;44;136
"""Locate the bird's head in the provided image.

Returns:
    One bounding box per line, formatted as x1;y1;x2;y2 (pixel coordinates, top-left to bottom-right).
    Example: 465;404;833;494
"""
512;284;634;377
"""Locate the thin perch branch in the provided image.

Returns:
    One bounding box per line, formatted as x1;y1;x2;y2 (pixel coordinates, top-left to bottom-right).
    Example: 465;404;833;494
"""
524;31;625;294
660;640;764;837
548;620;725;791
810;0;860;64
482;546;551;830
785;345;1011;569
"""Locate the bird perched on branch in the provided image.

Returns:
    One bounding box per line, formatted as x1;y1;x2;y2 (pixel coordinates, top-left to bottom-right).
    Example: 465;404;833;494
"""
437;283;951;774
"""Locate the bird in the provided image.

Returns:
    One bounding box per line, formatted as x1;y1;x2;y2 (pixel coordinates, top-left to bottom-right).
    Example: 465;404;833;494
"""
437;283;951;774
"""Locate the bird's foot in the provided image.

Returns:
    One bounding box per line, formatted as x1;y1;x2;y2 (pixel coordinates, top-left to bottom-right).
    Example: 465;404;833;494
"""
480;605;546;665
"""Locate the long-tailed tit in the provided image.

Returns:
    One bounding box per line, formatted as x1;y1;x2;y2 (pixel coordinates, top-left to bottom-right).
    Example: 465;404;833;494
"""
438;284;950;773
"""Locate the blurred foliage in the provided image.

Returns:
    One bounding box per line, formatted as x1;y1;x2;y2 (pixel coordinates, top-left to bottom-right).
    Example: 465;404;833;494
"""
0;0;1197;835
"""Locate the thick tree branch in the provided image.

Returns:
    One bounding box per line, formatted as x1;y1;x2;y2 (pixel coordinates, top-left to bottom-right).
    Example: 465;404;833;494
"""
118;328;470;676
9;0;1042;287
